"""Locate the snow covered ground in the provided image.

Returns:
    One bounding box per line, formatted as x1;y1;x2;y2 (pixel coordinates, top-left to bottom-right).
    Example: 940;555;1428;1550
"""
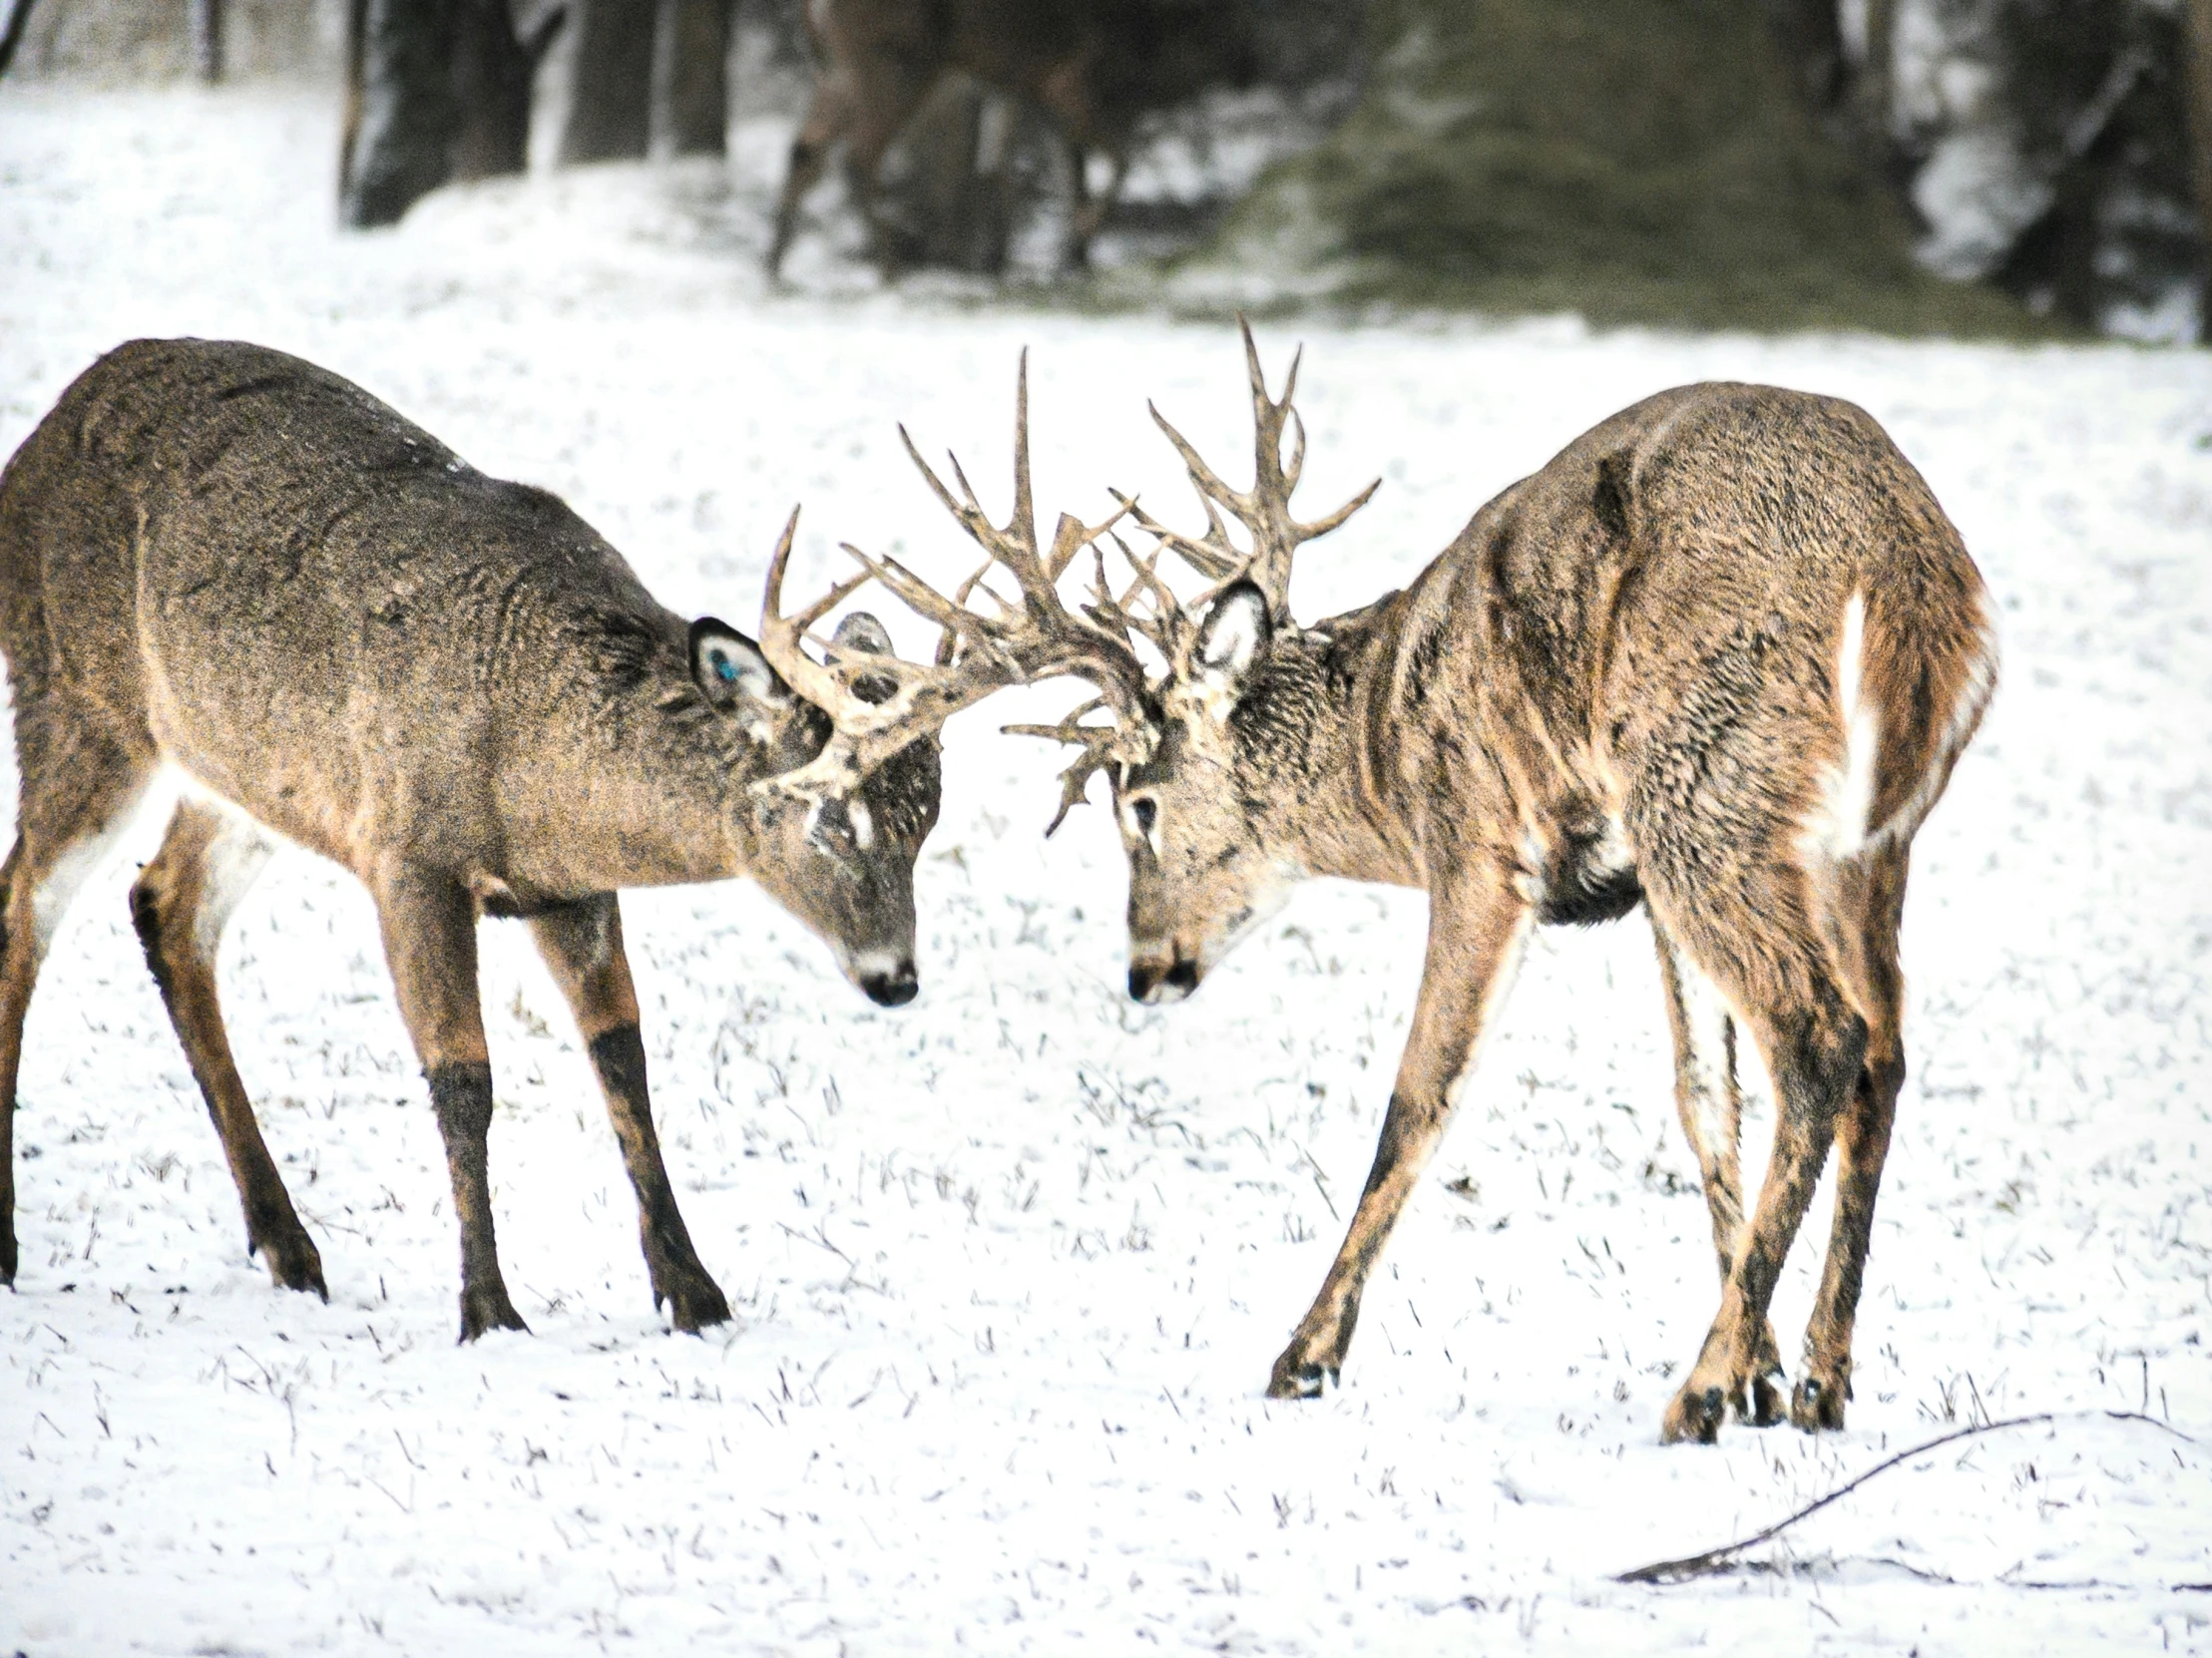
1;83;2209;1656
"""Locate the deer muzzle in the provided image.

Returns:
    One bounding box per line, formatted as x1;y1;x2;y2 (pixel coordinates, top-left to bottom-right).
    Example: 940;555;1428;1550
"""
1126;949;1200;1006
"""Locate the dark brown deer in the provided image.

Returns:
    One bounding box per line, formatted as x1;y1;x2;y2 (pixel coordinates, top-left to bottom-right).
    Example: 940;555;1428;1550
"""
876;326;1997;1444
766;0;1259;276
0;337;1033;1341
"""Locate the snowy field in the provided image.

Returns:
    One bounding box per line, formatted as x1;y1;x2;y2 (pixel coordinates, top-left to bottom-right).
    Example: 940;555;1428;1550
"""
1;83;2209;1656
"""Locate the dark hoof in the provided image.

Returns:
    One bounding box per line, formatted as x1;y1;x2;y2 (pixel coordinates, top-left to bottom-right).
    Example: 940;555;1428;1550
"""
1790;1375;1849;1433
1662;1384;1728;1445
457;1285;530;1343
254;1226;328;1301
1749;1369;1787;1428
1266;1350;1338;1400
658;1271;731;1335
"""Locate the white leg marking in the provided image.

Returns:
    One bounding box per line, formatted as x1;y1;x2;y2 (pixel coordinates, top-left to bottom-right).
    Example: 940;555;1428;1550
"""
30;775;160;955
1666;939;1738;1173
191;811;278;963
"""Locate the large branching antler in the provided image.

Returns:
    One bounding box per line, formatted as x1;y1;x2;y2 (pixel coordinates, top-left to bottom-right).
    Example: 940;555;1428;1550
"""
760;354;1156;813
1120;315;1379;625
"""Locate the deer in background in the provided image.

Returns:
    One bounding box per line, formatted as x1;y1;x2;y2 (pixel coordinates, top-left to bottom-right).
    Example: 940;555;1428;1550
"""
873;325;1996;1443
0;337;1016;1341
766;0;1260;277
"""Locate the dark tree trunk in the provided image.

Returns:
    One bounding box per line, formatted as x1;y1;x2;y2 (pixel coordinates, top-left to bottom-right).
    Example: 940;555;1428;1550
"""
192;0;223;82
452;0;538;179
341;0;460;227
1768;0;1843;110
560;0;656;163
656;0;731;157
2184;0;2212;335
0;0;43;80
1856;0;1896;160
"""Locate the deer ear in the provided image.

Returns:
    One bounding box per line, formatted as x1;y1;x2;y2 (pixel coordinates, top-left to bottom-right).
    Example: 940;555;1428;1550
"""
689;617;788;711
1194;580;1271;701
828;611;901;706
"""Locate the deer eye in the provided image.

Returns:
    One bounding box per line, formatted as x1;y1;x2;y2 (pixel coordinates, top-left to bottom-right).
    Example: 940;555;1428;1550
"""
1130;797;1157;836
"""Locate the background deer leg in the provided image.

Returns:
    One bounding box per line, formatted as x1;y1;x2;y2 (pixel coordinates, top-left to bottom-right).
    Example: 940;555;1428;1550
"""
129;800;324;1297
1268;871;1531;1398
1652;924;1783;1425
1063;144;1125;269
1793;842;1911;1431
527;895;729;1333
767;77;851;276
373;861;525;1341
0;708;154;1287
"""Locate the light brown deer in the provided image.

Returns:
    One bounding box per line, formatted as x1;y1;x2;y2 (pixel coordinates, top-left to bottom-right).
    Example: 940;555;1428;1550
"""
765;0;1259;277
877;325;1996;1443
0;337;1039;1341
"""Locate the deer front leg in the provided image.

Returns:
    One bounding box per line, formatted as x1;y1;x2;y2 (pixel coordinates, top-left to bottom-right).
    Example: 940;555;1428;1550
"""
372;861;526;1342
1268;871;1532;1398
527;896;729;1333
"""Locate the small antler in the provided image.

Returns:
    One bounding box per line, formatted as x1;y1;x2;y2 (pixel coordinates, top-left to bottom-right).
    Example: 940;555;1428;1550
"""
1128;314;1379;624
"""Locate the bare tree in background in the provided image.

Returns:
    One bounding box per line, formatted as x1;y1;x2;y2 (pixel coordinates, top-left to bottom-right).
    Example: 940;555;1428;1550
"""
191;0;222;81
560;0;655;161
2186;0;2212;325
342;0;562;227
656;0;732;155
0;0;43;79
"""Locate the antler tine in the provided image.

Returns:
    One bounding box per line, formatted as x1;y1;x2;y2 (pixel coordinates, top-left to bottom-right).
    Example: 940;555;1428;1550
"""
1125;322;1381;625
757;507;873;715
1003;698;1122;836
1012;347;1037;556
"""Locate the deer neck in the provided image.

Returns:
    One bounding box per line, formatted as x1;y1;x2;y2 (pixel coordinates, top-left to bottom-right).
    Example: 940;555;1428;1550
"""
523;671;759;892
1238;623;1423;889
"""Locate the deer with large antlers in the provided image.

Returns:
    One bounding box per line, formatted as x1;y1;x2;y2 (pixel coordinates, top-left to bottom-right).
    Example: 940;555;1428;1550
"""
0;337;1002;1340
878;325;1995;1444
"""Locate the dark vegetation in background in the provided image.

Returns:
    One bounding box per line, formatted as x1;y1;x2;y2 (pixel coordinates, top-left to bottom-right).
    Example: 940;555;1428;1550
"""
0;0;2205;337
1978;0;2210;330
1221;0;2021;331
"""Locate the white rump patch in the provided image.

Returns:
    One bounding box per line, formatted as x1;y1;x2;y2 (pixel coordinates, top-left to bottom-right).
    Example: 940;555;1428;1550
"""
1802;591;1881;863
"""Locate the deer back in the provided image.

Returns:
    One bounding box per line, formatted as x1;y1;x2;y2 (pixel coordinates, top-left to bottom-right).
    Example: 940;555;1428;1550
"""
0;339;943;972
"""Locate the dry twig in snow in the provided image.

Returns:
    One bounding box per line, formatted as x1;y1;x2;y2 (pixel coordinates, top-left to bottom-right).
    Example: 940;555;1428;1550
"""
1616;1411;2200;1586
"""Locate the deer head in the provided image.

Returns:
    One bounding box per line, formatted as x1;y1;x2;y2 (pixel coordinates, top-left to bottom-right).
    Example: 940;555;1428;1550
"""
688;512;961;1006
872;324;1377;1006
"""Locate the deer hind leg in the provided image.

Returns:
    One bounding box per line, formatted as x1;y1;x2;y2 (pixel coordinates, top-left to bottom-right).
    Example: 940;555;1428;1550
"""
1792;841;1911;1432
1646;872;1865;1445
1652;923;1785;1425
371;860;525;1341
1268;869;1531;1398
768;75;852;276
526;896;729;1333
1061;144;1126;270
129;799;324;1297
0;714;157;1286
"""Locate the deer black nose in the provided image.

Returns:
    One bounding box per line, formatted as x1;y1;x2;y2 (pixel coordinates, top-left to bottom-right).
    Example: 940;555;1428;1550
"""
861;964;918;1007
1128;955;1199;1005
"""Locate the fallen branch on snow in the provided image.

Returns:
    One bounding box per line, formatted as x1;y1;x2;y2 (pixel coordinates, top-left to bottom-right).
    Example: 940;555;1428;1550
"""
1616;1410;2200;1587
